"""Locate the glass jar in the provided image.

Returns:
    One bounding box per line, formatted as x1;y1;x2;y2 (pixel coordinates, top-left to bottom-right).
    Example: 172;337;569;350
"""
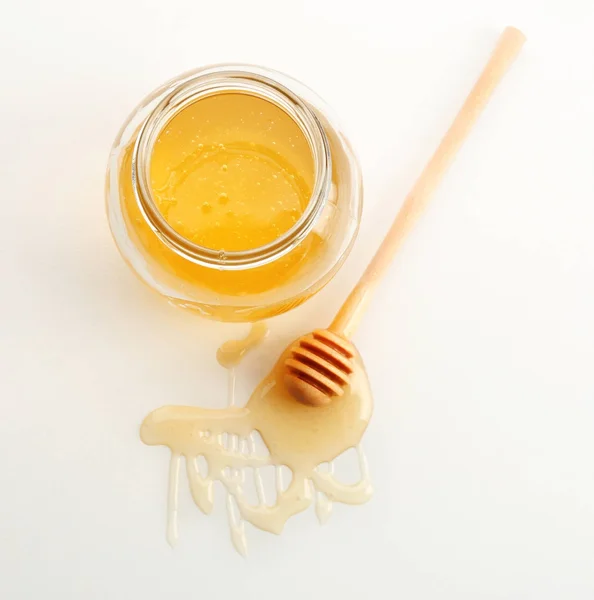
106;64;362;322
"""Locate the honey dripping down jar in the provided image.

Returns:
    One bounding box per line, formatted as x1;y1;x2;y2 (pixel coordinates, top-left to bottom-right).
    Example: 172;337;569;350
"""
106;65;363;322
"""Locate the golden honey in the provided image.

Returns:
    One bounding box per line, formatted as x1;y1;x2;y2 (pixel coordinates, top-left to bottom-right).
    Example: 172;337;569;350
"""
151;93;314;252
107;65;362;321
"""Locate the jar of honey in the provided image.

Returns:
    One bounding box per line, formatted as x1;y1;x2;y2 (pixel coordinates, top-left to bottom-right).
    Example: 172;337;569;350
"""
106;65;362;322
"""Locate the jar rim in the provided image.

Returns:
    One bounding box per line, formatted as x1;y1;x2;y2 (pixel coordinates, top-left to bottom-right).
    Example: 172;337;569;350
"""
131;66;332;271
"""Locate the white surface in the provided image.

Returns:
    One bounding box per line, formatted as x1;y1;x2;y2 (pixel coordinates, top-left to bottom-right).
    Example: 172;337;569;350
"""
1;1;594;598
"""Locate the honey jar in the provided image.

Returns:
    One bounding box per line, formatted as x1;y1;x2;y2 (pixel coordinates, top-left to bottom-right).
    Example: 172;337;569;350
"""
106;65;362;321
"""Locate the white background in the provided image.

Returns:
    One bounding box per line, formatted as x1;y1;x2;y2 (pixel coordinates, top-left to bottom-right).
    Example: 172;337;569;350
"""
1;0;594;598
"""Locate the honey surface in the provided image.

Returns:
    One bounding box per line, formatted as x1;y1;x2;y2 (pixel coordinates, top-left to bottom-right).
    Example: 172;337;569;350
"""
150;93;315;252
119;93;325;304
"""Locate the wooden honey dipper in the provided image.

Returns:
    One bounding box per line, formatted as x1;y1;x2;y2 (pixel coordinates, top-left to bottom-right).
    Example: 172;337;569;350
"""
284;26;526;407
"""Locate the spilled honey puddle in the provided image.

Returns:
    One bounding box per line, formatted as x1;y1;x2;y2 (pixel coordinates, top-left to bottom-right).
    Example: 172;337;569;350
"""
140;323;373;555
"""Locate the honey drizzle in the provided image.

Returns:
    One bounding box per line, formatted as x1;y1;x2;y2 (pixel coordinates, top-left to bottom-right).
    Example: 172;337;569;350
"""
143;323;373;555
166;453;181;547
314;462;334;525
216;322;269;369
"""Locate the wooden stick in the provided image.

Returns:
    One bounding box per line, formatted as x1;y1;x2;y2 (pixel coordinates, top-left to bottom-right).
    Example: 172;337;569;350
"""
330;26;526;338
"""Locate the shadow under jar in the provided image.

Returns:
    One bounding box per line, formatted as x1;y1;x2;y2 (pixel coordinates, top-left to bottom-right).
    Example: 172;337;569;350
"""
106;65;362;322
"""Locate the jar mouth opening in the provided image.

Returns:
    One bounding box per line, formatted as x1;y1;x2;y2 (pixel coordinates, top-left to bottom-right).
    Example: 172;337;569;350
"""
131;68;332;270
